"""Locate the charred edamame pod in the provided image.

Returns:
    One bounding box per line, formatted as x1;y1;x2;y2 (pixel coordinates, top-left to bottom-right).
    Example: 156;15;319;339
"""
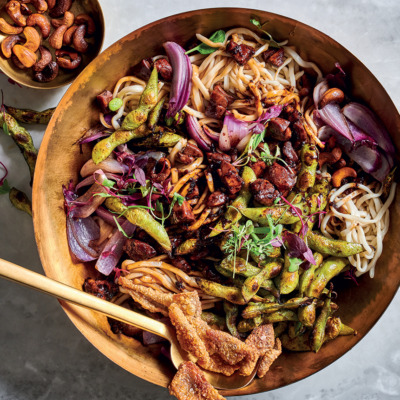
9;187;32;216
195;277;246;305
324;316;342;341
310;288;332;352
209;166;256;238
242;264;274;303
305;257;348;298
280;332;311;352
105;197;171;252
278;251;300;295
298;252;323;296
92;68;159;163
307;230;364;257
147;97;165;130
262;310;299;324
175;238;198;255
298;298;317;328
132;129;183;148
223;301;241;338
273;322;288;338
0;112;37;184
219;257;282;280
242;297;312;319
296;143;318;192
5;105;55;124
339;322;357;336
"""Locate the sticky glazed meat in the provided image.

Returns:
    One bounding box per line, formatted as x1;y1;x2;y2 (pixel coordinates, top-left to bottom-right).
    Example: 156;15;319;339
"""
226;40;255;65
250;179;280;206
205;85;235;119
83;278;118;301
218;161;244;195
264;162;296;194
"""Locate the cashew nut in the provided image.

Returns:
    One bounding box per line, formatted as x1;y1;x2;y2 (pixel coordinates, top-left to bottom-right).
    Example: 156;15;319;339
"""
26;0;48;14
318;147;342;168
12;44;37;68
11;54;26;69
0;17;23;34
49;0;72;18
334;158;347;169
47;0;56;8
75;14;95;35
26;13;51;38
319;88;345;109
63;24;77;45
48;24;67;49
20;3;32;15
331;167;357;188
1;34;23;58
22;26;40;52
55;49;82;69
5;1;27;27
34;60;59;82
72;24;88;53
51;10;74;28
33;45;52;71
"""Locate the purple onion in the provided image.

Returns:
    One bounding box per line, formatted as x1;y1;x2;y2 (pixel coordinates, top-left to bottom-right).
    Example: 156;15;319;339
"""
163;42;192;118
313;79;329;109
95;220;135;276
68;216;100;259
66;218;98;262
80;158;129;178
203;125;220;141
318;103;353;142
258;105;283;123
222;112;249;148
77;126;111;144
95;207;126;227
186;114;212;151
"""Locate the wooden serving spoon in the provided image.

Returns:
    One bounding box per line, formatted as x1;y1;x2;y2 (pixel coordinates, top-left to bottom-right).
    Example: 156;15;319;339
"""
0;258;258;391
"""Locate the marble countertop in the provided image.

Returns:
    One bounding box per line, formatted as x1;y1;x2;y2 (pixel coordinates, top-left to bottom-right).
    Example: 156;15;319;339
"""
1;0;399;399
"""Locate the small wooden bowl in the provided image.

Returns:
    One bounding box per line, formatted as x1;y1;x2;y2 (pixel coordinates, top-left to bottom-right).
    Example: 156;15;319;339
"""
32;8;400;396
0;0;104;89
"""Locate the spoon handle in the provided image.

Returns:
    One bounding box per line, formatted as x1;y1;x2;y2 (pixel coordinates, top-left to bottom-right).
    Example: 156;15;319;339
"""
0;258;173;340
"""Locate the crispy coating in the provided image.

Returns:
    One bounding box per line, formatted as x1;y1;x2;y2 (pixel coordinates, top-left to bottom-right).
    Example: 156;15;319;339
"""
257;338;282;378
169;361;225;400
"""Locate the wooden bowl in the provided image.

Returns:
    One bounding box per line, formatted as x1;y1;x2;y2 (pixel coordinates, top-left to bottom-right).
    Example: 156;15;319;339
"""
32;8;400;396
0;0;104;89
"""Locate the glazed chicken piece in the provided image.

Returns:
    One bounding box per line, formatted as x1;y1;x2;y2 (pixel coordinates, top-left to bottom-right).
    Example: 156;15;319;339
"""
226;40;255;65
123;239;157;261
83;278;118;301
218;161;243;195
205;84;235;119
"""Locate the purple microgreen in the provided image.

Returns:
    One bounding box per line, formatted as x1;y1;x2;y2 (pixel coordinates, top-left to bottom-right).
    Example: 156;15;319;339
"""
134;167;147;187
343;266;359;286
282;231;316;270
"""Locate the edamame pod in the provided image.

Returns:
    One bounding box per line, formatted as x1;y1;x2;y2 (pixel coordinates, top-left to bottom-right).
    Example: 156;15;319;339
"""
5;105;55;124
310;289;332;352
224;301;241;338
195;278;247;305
278;251;300;295
296;144;318;192
298;252;323;296
201;312;226;330
280;332;311;352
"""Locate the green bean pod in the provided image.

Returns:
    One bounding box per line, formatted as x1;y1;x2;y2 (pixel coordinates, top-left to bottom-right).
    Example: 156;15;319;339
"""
201;312;226;330
310;290;332;352
5;105;55;124
0;112;38;184
296;144;318;192
209;166;256;238
132;129;183;148
298;298;317;328
305;257;348;298
242;297;312;319
9;187;32;216
175;238;198;255
92;68;159;164
280;332;311;352
307;230;364;257
223;301;241;338
298;252;323;296
147;97;165;130
195;278;246;305
105;197;171;252
278;251;300;295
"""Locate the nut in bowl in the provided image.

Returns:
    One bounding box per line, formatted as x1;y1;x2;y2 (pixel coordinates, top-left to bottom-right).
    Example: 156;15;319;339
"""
0;0;104;89
32;8;400;398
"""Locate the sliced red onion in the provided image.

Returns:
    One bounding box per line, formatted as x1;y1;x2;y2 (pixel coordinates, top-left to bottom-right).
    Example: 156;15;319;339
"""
75;173;119;191
348;120;377;147
236;132;253;152
95;206;126;227
203;125;220;141
77;126;111;144
104;113;115;126
95;220;135;276
313;79;329;109
343;102;396;161
163;42;192;118
69;216;100;259
80;158;129;178
258;105;283;123
223;112;249;147
219;124;230;151
66;218;98;262
318;125;336;142
318;103;353;142
186;114;212;151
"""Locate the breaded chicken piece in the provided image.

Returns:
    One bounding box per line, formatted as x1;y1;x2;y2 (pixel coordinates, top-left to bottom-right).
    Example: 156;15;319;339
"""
257;338;282;378
198;354;240;376
124;289;169;316
169;361;226;400
172;291;202;318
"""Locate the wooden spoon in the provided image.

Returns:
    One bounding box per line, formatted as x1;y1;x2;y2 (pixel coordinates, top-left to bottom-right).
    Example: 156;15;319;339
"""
0;258;258;390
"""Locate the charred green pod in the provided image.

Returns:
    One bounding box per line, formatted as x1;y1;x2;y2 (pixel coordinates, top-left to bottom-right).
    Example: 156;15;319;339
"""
296;143;318;192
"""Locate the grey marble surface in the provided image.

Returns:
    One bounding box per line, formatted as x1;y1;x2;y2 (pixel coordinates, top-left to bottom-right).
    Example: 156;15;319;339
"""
1;0;399;399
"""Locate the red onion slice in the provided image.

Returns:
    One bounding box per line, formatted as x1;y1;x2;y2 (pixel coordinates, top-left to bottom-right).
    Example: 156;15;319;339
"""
318;103;353;142
313;79;329;109
80;158;129;178
219;124;230;151
69;216;100;259
66;218;98;262
186;114;212;151
223;112;249;147
95;206;126;227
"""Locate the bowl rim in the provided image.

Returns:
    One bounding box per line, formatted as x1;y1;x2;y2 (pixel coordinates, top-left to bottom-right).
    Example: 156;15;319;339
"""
32;6;400;396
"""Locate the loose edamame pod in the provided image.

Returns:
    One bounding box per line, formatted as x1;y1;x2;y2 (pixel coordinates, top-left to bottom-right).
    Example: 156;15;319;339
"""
305;257;348;298
310;290;332;352
307;230;364;257
132;129;183;148
175;238;198;255
5;105;55;124
92;68;159;164
298;252;323;296
195;277;247;305
280;332;311;352
278;251;300;295
9;187;32;216
298;298;317;328
105;197;171;252
147;97;165;130
296;143;318;192
223;301;241;338
209;166;256;238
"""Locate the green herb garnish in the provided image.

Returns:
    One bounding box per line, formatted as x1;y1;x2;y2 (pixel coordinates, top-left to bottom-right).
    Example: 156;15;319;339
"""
0;178;10;195
113;216;134;238
250;18;280;48
2;122;9;136
186;30;226;55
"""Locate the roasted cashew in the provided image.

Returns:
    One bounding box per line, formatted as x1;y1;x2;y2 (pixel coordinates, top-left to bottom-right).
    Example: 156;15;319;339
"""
49;0;72;18
26;13;51;38
331;167;357;187
63;24;77;45
0;17;23;34
22;26;40;52
72;24;88;53
34;60;59;82
51;10;74;28
25;0;48;14
318;147;342;168
5;1;27;26
33;45;52;71
75;14;95;35
11;54;26;69
48;24;67;49
47;0;56;8
319;88;345;109
12;44;37;68
1;34;23;58
55;48;81;69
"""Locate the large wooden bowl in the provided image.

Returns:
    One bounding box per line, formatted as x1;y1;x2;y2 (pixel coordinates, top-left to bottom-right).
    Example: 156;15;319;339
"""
32;8;400;396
